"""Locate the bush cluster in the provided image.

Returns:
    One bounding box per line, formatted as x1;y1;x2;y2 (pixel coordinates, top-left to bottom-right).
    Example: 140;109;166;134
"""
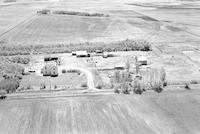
67;69;81;74
7;56;30;64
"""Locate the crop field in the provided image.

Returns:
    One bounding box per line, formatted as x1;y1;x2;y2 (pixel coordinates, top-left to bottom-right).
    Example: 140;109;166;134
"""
0;2;48;36
0;14;146;45
0;90;200;134
0;0;198;46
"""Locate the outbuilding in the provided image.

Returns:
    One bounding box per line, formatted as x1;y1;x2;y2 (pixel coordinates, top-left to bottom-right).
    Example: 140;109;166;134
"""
76;51;90;57
138;56;147;65
114;63;125;70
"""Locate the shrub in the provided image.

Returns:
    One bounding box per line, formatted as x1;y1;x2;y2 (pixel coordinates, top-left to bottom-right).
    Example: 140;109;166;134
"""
152;82;163;93
113;70;121;83
96;84;102;89
7;56;30;64
125;59;130;72
114;88;120;94
81;82;87;88
15;74;23;80
160;67;166;83
37;9;50;14
122;88;130;94
163;82;167;87
62;69;66;73
40;83;46;89
27;85;33;90
120;82;131;94
185;83;190;90
190;80;199;84
133;78;143;94
112;70;132;84
67;69;81;74
0;78;19;93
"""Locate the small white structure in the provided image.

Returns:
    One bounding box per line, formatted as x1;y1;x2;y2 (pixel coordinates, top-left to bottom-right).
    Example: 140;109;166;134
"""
72;51;76;56
138;56;147;65
76;51;90;57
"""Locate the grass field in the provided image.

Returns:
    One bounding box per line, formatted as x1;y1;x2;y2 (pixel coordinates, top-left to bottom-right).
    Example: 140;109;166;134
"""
20;73;87;90
0;90;200;134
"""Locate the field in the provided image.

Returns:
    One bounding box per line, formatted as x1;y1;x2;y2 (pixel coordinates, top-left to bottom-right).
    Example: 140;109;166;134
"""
0;90;200;134
0;0;199;46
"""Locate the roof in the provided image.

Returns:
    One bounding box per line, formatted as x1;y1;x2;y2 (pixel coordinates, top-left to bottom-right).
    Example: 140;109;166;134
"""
76;51;88;56
44;63;57;69
95;50;103;53
138;56;147;61
114;63;125;68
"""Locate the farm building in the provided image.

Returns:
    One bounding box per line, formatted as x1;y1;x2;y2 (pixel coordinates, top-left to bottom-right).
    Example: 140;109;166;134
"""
44;56;58;61
76;51;90;57
95;49;104;56
138;56;147;65
114;63;125;70
44;56;61;65
41;63;58;77
37;9;51;15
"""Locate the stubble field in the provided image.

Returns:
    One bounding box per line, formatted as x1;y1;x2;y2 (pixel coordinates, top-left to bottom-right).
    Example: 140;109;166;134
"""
0;90;200;134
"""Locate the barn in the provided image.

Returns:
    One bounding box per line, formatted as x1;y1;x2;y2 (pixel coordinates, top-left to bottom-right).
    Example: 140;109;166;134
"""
41;63;58;77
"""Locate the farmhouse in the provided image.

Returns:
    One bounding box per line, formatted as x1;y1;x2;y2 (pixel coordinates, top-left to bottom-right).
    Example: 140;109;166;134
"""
138;56;147;65
76;51;90;57
41;63;58;77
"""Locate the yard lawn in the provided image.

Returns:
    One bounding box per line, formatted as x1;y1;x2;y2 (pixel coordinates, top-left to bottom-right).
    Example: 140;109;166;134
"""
20;73;87;89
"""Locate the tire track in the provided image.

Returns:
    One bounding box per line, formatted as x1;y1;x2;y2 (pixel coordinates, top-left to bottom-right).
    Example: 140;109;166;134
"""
0;14;37;42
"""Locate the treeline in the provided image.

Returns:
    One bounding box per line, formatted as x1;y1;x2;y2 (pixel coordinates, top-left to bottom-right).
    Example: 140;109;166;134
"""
0;56;29;93
0;39;152;56
112;67;166;94
52;10;110;17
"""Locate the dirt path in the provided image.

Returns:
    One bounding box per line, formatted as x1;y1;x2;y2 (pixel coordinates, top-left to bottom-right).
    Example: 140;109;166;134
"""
62;66;97;90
